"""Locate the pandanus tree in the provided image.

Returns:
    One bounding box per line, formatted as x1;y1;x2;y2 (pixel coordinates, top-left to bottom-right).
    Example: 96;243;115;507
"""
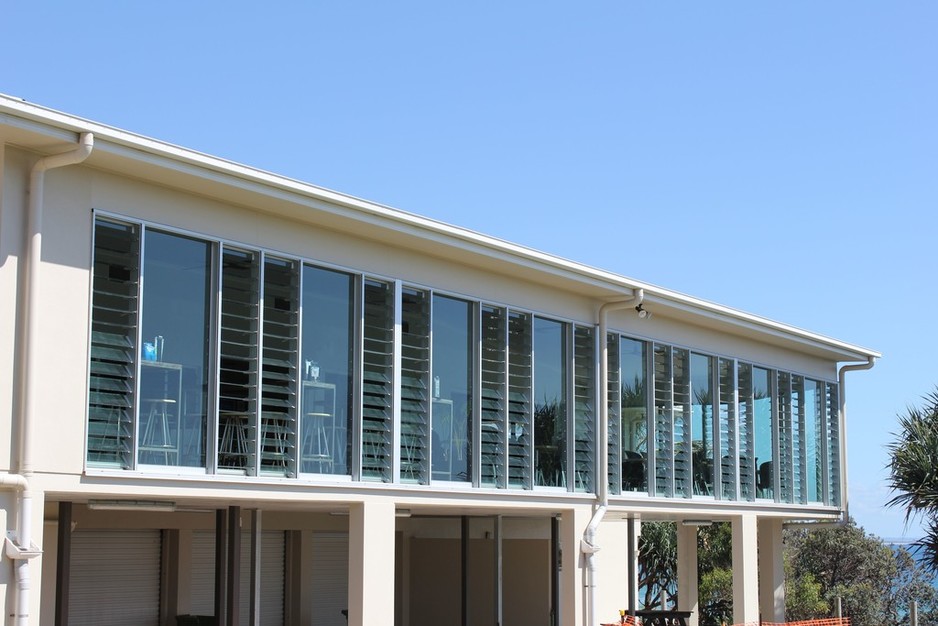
887;389;938;572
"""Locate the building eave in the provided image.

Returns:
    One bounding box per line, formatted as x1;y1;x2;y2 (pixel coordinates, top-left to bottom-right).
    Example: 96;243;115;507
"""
0;94;879;364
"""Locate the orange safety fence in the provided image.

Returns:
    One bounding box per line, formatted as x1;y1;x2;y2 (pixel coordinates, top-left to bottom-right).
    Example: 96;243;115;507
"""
604;617;849;626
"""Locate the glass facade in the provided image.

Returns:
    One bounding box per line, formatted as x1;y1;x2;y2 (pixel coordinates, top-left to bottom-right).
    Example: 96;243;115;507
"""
86;215;845;507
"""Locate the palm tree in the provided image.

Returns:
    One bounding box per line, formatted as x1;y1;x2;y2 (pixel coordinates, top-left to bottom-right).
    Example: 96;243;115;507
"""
886;389;938;572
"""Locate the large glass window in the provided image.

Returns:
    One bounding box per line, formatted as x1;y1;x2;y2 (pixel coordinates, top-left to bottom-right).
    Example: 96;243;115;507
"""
300;265;354;476
139;229;212;468
533;317;566;488
753;367;774;499
737;363;756;501
691;353;714;496
620;337;647;493
431;295;473;483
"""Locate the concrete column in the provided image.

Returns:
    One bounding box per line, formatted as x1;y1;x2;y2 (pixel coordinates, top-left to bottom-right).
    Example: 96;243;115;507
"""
676;523;699;626
348;501;395;626
558;507;590;626
758;518;785;623
595;518;629;623
732;514;760;625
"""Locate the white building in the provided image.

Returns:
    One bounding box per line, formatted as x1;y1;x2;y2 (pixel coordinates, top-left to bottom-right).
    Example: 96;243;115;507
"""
0;95;877;626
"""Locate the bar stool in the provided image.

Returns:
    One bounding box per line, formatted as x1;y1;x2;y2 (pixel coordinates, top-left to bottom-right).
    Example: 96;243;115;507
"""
140;398;177;464
301;412;333;472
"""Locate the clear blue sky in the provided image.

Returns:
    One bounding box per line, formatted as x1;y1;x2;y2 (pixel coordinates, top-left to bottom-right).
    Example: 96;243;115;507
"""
5;1;936;539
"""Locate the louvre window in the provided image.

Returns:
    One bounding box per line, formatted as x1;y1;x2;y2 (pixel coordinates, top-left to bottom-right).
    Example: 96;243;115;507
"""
826;383;841;506
791;375;806;504
259;257;299;476
480;306;507;487
217;248;260;474
606;334;621;495
88;219;140;468
572;326;594;493
507;311;532;488
400;288;430;484
718;358;737;501
361;280;394;482
653;345;673;497
777;372;793;503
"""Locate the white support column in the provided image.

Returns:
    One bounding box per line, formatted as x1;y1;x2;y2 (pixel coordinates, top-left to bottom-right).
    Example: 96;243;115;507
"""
732;514;760;625
758;518;785;623
595;519;629;623
676;523;699;626
348;501;396;626
559;507;590;626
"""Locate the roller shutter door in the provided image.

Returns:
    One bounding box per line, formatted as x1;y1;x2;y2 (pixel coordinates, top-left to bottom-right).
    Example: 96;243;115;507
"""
311;532;348;626
69;529;162;626
191;530;284;626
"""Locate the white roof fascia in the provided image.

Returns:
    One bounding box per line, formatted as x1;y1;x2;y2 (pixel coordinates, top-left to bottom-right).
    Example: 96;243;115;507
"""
0;94;880;363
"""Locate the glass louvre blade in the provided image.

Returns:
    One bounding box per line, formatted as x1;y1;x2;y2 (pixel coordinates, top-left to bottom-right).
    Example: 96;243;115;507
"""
718;358;737;501
777;371;793;503
400;287;430;484
827;383;841;506
737;363;755;501
507;311;532;488
259;257;299;476
672;348;691;498
606;333;621;495
573;326;594;493
805;379;823;503
361;280;394;482
218;247;260;473
480;305;507;487
791;375;805;504
88;219;139;468
653;344;673;497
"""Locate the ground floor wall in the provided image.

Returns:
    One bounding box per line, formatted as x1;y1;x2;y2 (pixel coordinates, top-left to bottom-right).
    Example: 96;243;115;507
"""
0;487;807;626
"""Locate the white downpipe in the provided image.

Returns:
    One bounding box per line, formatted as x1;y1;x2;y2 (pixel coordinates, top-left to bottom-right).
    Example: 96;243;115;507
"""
837;356;876;526
582;288;644;626
10;132;94;626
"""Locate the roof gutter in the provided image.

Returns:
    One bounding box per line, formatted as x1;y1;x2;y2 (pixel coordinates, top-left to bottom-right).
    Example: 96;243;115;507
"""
582;289;644;626
837;356;876;525
6;132;94;626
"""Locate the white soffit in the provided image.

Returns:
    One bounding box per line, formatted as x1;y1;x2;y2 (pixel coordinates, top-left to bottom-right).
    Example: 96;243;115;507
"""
0;94;879;363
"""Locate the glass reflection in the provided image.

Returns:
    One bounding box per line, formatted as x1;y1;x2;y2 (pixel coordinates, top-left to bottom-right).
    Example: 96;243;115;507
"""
300;265;354;476
753;367;773;499
139;229;212;468
620;337;647;492
431;295;473;482
691;353;713;496
534;317;566;488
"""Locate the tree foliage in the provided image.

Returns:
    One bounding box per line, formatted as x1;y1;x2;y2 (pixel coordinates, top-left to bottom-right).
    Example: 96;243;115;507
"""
638;518;936;626
887;389;938;573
